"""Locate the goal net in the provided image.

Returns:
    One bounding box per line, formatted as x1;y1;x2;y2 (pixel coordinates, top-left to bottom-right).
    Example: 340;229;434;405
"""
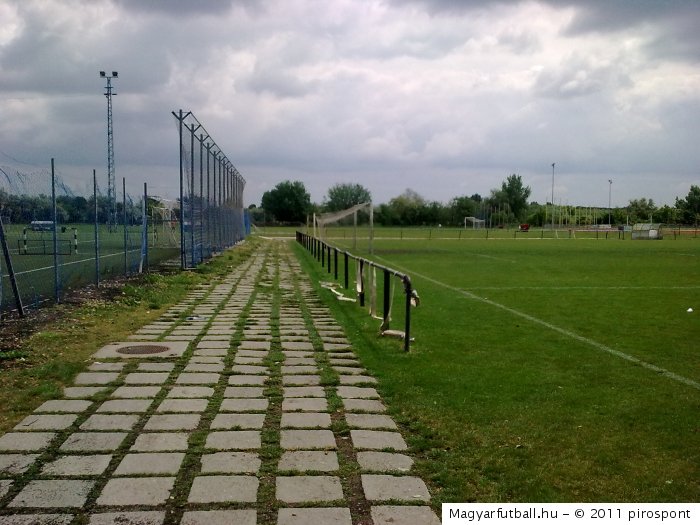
314;202;374;254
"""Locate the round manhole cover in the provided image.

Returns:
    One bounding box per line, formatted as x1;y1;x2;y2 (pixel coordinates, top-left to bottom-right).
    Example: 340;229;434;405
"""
116;344;170;355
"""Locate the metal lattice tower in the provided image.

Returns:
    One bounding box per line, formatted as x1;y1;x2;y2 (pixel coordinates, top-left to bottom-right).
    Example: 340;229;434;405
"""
100;71;118;229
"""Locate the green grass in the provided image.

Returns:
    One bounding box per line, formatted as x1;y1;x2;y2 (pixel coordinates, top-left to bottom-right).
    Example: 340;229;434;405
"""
293;234;700;503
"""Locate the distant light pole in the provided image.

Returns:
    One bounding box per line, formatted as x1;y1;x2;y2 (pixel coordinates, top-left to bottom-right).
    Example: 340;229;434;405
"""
99;70;118;230
551;162;555;228
608;179;613;226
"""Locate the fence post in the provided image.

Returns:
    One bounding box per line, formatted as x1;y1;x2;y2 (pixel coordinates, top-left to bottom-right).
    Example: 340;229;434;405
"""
383;269;390;328
123;177;127;276
344;252;349;289
51;158;60;303
0;215;24;316
141;182;149;273
334;248;338;280
94;169;100;286
359;259;365;307
403;277;412;352
327;245;331;273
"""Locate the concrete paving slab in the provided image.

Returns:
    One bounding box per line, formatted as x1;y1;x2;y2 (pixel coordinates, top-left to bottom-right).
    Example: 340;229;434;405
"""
224;387;265;398
370;505;441;525
324;343;352;351
345;414;397;430
0;479;12;498
336;386;379;399
282;375;321;386
96;477;175;506
138;363;175;372
0;433;56;452
183;363;224;372
211;413;266;430
278;451;339;472
228;375;266;386
63;386;108;398
123;372;170;385
110;386;161;398
329;358;361;366
181;509;256;525
350;430;407;451
0;454;38;475
188;475;259;503
236;350;268;358
89;362;126;372
88;511;165;525
96;399;153;413
205;431;261;450
233;356;264;365
189;356;224;364
338;375;377;385
176;373;220;385
281;342;314;351
80;414;139;431
33;400;92;414
93;341;188;359
238;340;271;350
15;414;78;431
199;335;231;341
200;452;260;474
280;412;331;429
166;386;214;398
73;372;119;385
156;398;208;413
356;452;414;473
220;398;269;412
232;365;268;375
130;433;190;452
8;479;95;508
196;340;229;349
280;430;336;450
114;452;185;475
282;398;328;412
59;432;127;452
361;475;430;502
283;386;325;398
277;507;351;525
332;365;364;374
163;336;197;342
282;351;314;359
41;455;112;476
0;515;73;525
275;476;343;503
193;348;228;357
284;358;316;366
143;414;201;431
342;399;386;413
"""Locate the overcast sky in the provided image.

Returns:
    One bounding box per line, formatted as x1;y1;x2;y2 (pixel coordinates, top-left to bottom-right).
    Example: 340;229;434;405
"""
1;0;699;208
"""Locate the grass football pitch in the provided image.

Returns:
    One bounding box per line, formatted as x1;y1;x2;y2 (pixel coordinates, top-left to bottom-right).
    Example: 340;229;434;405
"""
294;231;700;502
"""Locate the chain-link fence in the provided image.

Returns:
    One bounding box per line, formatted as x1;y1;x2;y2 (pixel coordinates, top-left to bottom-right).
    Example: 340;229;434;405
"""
0;156;180;316
173;110;248;269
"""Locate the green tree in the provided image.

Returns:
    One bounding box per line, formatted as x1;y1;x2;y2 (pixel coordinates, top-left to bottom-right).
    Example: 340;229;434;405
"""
498;174;531;222
261;180;311;223
676;185;700;225
387;189;426;226
627;197;656;224
324;183;371;212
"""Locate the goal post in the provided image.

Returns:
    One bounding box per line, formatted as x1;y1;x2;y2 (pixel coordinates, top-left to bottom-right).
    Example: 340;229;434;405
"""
314;202;373;254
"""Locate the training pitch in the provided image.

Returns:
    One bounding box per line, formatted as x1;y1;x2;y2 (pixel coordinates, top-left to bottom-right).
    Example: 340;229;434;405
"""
297;230;700;502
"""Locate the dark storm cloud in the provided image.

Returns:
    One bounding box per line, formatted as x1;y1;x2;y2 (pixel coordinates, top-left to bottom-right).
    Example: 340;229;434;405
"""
113;0;237;16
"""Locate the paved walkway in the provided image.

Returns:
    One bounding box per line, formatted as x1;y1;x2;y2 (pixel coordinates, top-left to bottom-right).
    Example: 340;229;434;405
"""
0;241;440;524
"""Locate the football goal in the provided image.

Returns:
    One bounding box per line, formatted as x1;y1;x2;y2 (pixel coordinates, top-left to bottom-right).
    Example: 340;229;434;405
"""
314;202;374;254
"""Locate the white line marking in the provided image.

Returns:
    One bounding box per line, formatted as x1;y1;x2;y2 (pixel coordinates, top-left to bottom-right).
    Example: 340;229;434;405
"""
374;255;700;391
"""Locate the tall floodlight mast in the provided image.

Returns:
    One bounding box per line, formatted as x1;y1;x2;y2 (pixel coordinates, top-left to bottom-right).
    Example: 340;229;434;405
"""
100;70;118;230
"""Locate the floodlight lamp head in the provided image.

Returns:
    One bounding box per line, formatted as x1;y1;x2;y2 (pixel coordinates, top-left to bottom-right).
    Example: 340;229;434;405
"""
100;71;106;77
112;71;118;77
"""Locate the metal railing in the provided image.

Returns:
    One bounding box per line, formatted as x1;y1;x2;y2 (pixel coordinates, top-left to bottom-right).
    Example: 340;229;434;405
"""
296;231;414;351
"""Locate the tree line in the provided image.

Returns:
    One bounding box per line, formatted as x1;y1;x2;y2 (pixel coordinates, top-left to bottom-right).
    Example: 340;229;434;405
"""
253;177;700;227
